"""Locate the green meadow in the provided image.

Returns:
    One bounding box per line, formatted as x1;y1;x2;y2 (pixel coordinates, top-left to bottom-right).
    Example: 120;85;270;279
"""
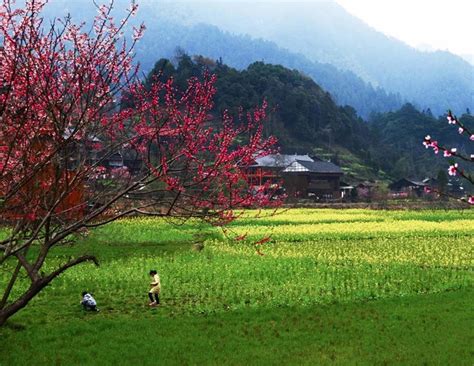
1;209;473;365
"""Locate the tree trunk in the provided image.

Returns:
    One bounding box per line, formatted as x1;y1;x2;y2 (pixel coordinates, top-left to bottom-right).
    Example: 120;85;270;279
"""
0;255;98;327
0;279;49;326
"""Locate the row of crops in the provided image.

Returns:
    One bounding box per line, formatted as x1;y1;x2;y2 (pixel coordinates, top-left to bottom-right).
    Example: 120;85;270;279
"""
3;209;473;315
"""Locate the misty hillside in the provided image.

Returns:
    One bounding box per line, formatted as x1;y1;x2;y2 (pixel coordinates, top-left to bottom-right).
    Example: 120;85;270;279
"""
41;0;473;117
40;0;402;118
153;0;473;116
133;22;403;118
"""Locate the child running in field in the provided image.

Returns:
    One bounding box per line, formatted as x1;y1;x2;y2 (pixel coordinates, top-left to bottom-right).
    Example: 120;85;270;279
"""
81;291;99;312
148;270;161;307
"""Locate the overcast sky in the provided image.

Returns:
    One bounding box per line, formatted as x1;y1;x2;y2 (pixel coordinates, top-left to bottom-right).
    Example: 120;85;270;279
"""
334;0;474;59
165;0;473;61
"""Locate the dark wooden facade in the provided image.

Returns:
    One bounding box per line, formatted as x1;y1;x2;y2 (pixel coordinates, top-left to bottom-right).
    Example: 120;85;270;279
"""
389;178;426;197
282;173;342;199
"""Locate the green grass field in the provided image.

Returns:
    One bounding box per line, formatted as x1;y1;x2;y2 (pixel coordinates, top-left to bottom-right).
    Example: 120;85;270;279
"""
1;209;473;365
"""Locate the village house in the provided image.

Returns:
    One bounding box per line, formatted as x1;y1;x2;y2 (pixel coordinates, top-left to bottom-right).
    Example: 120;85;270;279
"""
246;154;343;199
389;178;427;198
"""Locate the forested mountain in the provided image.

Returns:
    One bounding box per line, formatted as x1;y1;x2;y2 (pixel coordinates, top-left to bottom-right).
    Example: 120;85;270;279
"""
40;0;402;118
140;55;380;180
144;55;372;155
134;22;403;118
41;0;473;116
369;105;473;180
141;55;472;181
154;0;474;116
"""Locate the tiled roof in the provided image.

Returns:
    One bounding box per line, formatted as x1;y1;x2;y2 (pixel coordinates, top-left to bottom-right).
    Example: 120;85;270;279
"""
253;154;314;168
295;160;343;174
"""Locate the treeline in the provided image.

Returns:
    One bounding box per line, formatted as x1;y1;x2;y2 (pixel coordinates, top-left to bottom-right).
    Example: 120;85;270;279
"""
144;54;371;152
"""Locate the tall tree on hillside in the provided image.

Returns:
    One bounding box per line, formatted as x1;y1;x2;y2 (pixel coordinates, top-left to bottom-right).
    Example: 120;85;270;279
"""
0;0;278;326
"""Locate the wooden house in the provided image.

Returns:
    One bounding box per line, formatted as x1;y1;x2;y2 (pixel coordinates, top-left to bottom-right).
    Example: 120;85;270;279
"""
246;154;343;199
389;178;427;197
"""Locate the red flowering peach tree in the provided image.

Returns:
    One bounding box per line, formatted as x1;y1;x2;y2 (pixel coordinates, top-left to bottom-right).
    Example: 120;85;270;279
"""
0;0;278;325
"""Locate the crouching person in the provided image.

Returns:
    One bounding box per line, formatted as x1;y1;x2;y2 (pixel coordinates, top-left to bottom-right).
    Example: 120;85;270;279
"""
81;291;99;312
148;270;161;307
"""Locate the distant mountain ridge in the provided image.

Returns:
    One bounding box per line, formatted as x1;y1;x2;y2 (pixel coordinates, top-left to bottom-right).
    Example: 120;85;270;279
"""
133;21;403;118
153;0;474;116
40;0;473;117
39;0;403;117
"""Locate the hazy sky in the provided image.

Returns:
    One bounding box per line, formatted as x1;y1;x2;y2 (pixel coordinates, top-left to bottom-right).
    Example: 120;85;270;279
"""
334;0;474;59
162;0;473;60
